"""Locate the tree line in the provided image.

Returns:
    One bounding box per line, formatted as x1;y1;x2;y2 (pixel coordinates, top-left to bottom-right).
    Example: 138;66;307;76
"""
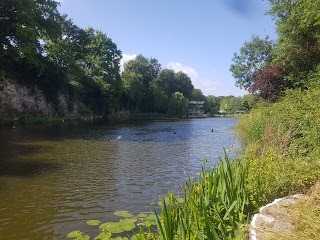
230;0;320;102
0;0;265;117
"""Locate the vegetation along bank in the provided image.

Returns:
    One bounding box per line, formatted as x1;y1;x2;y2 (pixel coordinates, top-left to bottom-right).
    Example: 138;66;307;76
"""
0;0;260;125
0;0;319;239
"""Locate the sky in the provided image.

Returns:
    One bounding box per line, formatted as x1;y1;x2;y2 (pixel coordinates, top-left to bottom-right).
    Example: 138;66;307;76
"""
57;0;277;96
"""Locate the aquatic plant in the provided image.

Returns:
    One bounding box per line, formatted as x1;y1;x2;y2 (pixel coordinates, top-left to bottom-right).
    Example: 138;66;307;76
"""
66;211;157;240
153;155;253;239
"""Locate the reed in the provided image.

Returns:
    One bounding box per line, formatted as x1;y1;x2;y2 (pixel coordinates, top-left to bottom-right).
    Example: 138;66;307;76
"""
154;154;253;239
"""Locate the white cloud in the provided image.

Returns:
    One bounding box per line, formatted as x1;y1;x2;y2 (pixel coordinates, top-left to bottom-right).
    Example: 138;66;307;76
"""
167;61;220;96
167;61;245;96
120;53;137;71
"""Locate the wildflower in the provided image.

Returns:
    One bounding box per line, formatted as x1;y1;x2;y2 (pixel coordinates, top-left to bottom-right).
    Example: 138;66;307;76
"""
194;185;200;193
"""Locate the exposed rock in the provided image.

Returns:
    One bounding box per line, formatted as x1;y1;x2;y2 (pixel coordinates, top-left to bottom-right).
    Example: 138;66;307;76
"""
0;78;79;118
250;194;304;240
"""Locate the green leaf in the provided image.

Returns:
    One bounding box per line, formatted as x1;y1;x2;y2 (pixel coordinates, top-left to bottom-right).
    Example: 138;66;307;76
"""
66;230;82;238
94;231;112;240
119;219;136;231
76;235;90;240
141;220;152;227
106;227;124;234
146;214;157;222
86;220;101;226
99;222;124;234
137;213;147;218
113;211;133;218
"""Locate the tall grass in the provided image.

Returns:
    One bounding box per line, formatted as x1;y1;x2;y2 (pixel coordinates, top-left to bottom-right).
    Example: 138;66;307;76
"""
154;155;254;240
236;75;320;205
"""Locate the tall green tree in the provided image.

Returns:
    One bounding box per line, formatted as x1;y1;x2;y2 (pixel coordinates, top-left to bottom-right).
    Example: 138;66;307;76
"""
229;36;275;90
80;28;122;113
270;0;320;87
174;71;194;99
122;55;161;112
0;0;62;72
168;92;188;117
205;95;220;115
151;69;175;113
191;88;206;102
151;69;194;113
45;17;89;93
219;96;242;114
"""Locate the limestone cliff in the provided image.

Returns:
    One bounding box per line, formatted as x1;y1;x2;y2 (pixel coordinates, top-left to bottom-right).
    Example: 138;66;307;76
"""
0;78;79;118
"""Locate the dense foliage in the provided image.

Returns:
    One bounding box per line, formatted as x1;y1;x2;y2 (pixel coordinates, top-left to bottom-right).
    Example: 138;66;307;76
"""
230;0;320;101
147;1;320;239
0;0;256;118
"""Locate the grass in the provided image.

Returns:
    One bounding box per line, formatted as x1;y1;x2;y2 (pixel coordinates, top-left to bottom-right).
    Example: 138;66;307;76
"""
153;155;254;240
152;73;320;239
0;117;14;126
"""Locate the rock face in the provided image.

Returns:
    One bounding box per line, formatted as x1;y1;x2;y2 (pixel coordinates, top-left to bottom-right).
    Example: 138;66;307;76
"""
250;194;303;240
0;78;79;118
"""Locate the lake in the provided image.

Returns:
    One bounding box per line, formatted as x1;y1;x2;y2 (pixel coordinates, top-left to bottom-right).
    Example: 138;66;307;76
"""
0;117;240;239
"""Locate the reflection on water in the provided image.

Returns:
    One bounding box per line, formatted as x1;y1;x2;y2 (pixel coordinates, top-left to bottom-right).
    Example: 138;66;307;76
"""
0;118;240;239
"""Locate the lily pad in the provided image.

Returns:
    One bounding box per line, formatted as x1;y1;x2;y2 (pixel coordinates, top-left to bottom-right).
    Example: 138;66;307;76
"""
126;217;137;223
137;213;147;218
66;230;82;238
119;219;136;231
114;210;133;218
100;222;121;231
106;227;124;234
146;214;157;221
76;235;90;240
94;231;112;240
87;219;101;226
141;220;152;227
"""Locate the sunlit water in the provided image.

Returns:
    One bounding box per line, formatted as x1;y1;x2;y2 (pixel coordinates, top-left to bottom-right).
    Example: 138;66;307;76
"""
0;118;240;239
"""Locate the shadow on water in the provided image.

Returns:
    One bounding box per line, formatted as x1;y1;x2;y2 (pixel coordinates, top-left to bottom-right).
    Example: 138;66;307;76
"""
0;161;62;177
0;142;62;177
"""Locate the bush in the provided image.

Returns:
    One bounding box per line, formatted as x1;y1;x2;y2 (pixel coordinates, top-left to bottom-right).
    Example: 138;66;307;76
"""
236;72;320;205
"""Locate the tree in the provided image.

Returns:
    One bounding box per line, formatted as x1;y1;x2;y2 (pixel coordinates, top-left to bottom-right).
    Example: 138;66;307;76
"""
122;55;161;112
270;0;320;87
250;65;289;102
151;69;194;113
168;92;188;117
150;69;175;113
267;0;296;21
44;17;90;95
82;28;122;113
230;36;275;90
242;94;262;110
0;0;62;72
174;71;194;99
191;88;206;102
219;96;242;114
205;95;220;115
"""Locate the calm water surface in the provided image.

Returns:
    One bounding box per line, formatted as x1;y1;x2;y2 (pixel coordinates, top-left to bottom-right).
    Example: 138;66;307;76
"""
0;118;240;239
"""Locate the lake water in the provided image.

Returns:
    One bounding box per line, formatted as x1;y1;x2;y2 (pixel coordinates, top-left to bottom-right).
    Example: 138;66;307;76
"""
0;117;240;239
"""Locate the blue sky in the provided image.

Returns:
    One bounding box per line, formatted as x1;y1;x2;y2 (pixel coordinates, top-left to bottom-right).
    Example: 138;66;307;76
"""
57;0;277;96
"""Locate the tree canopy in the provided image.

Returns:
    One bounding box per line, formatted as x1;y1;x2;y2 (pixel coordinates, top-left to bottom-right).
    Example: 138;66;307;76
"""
229;36;274;90
230;0;320;101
